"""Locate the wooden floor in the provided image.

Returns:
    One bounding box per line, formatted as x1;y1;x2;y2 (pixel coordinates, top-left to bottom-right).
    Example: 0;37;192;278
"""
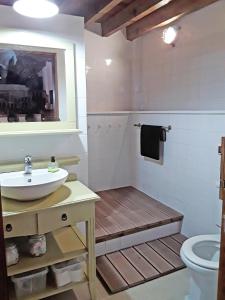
96;233;187;294
95;187;183;242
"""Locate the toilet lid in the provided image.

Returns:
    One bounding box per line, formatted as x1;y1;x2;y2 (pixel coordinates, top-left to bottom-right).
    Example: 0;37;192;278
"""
181;234;220;270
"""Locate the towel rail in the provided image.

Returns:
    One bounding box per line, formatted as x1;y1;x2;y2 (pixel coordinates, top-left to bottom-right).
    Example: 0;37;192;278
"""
133;123;172;132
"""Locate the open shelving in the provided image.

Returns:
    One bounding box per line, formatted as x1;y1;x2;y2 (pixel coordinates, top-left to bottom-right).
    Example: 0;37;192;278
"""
8;226;88;299
8;227;87;277
10;278;87;300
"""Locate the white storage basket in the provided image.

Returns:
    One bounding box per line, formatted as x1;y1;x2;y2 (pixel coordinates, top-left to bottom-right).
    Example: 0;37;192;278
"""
51;259;84;287
11;267;48;299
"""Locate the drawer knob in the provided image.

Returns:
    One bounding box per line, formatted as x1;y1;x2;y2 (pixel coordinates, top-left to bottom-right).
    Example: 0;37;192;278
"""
61;213;68;221
6;224;13;232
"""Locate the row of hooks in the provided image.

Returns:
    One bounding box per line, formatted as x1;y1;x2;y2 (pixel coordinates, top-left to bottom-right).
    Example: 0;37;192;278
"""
88;124;172;132
88;124;123;129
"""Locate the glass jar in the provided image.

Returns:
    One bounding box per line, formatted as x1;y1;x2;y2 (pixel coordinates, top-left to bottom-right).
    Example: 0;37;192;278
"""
6;241;19;267
28;234;47;257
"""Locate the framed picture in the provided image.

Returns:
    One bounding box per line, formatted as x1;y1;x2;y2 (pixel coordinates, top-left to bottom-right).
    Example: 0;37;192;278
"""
0;28;77;135
0;47;59;123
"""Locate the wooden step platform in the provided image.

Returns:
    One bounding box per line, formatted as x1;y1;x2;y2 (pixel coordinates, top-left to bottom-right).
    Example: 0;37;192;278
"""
96;234;187;294
96;186;183;243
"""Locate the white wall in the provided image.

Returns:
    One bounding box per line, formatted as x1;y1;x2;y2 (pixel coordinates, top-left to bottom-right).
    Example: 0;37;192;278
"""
85;30;133;191
129;1;225;236
130;112;222;237
85;30;133;190
88;113;132;191
132;0;225;110
88;111;223;237
0;6;88;184
85;30;132;112
86;1;225;237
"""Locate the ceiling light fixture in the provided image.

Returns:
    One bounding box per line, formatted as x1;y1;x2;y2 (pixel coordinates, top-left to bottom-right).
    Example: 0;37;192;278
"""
13;0;59;19
162;26;179;46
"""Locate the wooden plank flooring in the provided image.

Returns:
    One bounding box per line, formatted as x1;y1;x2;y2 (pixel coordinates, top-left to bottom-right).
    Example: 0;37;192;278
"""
170;233;187;244
147;240;184;269
106;252;145;287
135;243;174;274
96;234;186;294
121;247;159;280
160;236;186;255
96;256;128;292
96;187;183;242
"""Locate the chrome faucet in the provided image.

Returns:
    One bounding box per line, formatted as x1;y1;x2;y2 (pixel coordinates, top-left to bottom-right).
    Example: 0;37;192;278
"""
24;155;32;175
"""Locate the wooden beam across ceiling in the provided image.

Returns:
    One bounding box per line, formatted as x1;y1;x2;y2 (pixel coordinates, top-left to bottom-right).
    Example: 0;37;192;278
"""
102;0;172;37
126;0;219;41
0;0;220;41
85;0;124;25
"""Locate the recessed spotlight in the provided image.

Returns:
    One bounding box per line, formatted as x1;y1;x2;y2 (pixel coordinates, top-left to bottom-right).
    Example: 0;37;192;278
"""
13;0;59;19
162;26;178;46
105;59;112;66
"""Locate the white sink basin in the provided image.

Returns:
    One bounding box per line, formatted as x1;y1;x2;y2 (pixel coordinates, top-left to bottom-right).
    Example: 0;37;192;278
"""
0;168;68;201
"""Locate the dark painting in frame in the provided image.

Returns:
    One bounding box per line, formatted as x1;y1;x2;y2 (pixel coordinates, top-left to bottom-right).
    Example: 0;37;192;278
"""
0;45;59;123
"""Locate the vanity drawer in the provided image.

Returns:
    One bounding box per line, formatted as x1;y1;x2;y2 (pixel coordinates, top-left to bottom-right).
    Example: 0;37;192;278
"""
3;214;38;238
37;205;88;234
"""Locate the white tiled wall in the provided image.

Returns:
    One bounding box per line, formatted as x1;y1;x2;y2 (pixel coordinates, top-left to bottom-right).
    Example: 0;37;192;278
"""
87;113;132;191
130;112;223;237
88;111;223;237
128;1;225;235
87;1;225;238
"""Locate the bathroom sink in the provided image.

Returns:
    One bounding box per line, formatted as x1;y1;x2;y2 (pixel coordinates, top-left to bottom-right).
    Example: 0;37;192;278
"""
0;168;68;201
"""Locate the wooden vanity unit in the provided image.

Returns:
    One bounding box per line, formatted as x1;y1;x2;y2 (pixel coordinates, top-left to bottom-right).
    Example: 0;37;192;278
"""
1;180;99;300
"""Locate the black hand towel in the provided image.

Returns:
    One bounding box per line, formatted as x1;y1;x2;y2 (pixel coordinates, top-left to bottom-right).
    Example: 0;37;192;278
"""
141;125;165;160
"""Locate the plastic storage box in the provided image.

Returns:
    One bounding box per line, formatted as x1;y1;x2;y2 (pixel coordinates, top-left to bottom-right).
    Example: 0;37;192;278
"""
11;267;48;299
51;259;84;287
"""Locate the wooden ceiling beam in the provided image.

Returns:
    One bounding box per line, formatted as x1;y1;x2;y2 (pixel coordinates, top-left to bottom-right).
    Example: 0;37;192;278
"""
126;0;219;41
102;0;173;37
85;0;124;25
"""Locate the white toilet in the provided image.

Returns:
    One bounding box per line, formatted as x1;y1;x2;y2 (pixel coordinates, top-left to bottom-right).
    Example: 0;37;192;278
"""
180;234;220;300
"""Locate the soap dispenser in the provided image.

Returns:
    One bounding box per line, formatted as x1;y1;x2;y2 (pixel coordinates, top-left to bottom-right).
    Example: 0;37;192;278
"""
48;156;59;172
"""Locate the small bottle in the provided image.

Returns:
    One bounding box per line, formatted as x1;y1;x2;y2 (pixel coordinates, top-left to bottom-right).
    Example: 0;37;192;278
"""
48;156;59;172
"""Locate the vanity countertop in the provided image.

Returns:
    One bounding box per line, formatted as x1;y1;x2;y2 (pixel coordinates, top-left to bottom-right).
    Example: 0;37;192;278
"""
2;181;100;217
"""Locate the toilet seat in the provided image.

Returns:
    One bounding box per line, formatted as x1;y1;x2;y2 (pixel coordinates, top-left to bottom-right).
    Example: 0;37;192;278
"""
181;234;220;270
